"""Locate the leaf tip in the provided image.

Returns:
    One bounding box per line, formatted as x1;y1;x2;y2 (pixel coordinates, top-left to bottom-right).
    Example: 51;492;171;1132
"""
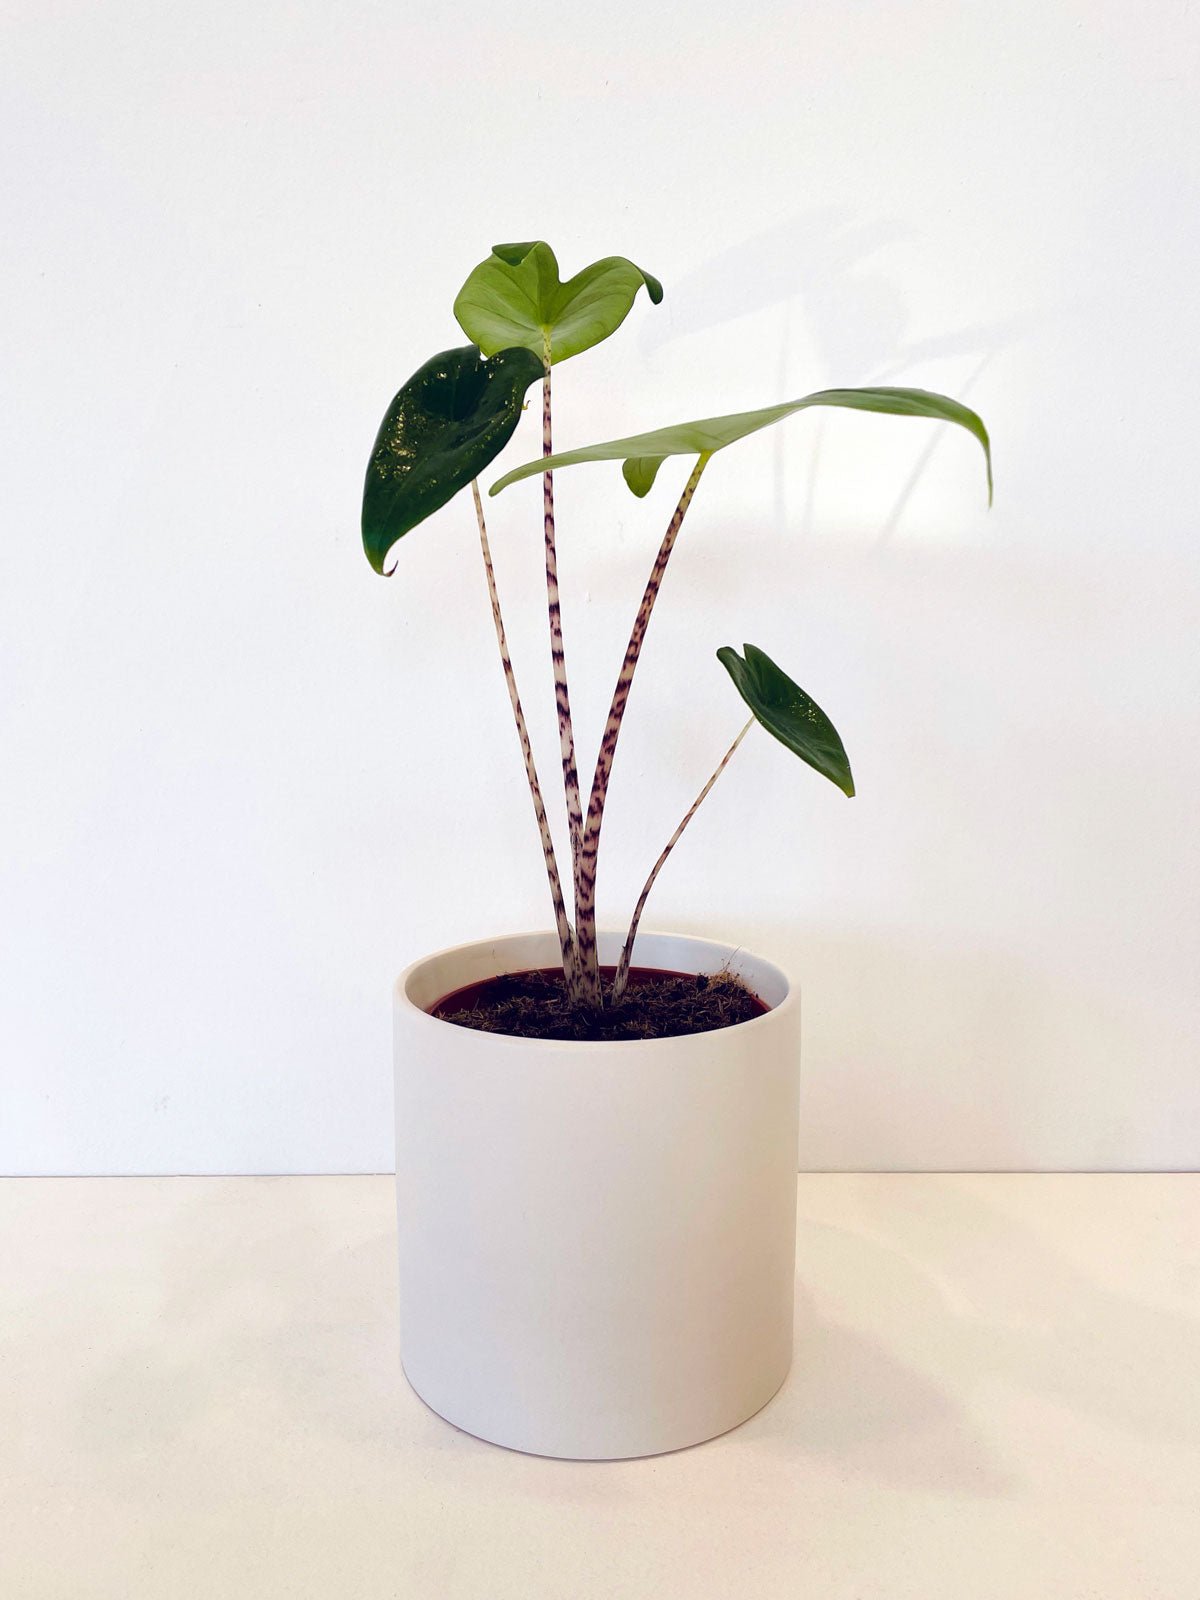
490;240;542;267
362;525;399;576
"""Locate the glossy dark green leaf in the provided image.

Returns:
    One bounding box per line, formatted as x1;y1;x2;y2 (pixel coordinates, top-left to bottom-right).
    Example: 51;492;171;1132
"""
453;241;663;366
491;385;992;503
361;343;543;575
717;644;855;797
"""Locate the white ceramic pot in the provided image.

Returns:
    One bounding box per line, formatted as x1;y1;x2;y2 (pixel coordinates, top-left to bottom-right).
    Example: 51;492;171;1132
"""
393;929;800;1460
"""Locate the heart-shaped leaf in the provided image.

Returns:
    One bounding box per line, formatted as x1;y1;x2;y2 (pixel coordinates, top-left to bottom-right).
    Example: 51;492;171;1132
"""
453;241;663;366
717;644;854;797
491;385;992;503
362;343;543;575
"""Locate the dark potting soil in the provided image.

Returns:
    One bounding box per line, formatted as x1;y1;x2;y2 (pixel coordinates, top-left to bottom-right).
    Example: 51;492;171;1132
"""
429;965;770;1042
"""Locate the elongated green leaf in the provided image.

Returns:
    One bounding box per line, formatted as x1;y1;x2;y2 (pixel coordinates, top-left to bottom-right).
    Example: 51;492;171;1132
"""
454;241;663;366
491;385;992;502
717;644;854;797
361;343;542;575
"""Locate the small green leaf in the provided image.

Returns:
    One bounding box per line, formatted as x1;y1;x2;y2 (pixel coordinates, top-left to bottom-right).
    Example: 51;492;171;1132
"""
453;241;663;366
622;456;666;497
361;343;542;575
490;385;992;503
717;644;855;797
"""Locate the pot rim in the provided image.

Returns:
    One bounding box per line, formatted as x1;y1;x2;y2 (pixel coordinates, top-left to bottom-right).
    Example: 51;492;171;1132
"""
394;928;796;1052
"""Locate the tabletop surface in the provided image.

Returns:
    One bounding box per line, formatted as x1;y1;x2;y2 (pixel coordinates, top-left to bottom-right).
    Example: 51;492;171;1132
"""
3;1172;1197;1599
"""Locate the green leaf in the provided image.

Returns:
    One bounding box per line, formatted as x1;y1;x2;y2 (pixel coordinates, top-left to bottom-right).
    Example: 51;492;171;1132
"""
717;644;855;798
621;456;666;497
361;343;543;575
453;241;663;366
490;385;992;503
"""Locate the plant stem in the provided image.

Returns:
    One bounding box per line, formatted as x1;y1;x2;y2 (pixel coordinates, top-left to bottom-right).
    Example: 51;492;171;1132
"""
541;336;586;926
471;478;579;988
573;453;711;1005
610;717;753;1006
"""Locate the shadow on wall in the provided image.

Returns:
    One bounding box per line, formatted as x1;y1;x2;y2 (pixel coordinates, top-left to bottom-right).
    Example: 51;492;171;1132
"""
639;206;1030;376
638;209;914;372
637;208;1031;544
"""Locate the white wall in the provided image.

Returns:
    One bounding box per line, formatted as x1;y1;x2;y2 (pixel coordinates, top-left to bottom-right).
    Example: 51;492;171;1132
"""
2;0;1197;1174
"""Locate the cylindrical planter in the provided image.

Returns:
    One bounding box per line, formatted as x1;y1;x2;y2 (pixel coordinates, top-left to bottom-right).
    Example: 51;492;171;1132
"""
393;929;800;1460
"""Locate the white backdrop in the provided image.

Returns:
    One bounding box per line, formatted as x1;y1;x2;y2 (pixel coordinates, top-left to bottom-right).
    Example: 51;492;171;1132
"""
2;0;1197;1174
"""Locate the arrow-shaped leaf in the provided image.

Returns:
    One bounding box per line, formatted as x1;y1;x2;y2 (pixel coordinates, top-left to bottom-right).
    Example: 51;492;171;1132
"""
454;240;663;366
717;643;855;797
491;385;992;503
362;343;543;575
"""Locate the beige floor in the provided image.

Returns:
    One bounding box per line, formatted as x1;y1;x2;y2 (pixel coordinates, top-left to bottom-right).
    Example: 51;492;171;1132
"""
3;1173;1197;1598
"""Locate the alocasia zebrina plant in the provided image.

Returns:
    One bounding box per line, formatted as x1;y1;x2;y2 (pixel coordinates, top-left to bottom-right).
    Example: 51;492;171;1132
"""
362;241;992;1012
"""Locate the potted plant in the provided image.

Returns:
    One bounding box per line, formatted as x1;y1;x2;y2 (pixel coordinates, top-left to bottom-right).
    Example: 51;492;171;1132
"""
364;241;991;1459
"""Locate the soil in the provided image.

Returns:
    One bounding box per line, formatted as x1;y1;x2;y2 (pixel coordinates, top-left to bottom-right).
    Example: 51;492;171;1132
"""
429;964;769;1042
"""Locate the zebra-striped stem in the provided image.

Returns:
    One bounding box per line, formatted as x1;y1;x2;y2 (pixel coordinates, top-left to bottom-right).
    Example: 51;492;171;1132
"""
541;339;586;923
471;478;580;992
610;717;754;1006
574;453;711;1001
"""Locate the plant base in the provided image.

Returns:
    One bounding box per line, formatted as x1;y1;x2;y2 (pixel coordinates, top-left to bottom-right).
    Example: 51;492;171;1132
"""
431;963;768;1041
